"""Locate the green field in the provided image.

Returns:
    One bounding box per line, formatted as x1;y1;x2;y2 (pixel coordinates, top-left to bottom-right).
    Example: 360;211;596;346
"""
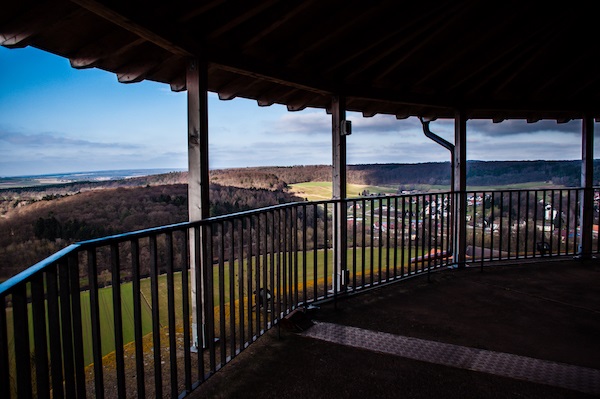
289;181;567;202
5;245;433;370
289;182;398;201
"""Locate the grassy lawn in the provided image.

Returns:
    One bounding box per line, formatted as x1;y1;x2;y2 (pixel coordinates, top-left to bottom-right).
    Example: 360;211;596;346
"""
4;245;435;371
289;181;567;202
289;182;398;201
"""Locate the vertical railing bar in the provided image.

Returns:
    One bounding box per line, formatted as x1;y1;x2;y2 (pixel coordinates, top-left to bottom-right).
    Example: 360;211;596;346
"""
302;204;308;304
433;193;439;271
109;244;126;399
229;220;237;359
197;230;208;379
287;208;292;307
12;283;32;399
558;190;563;255
47;265;65;398
179;231;192;394
149;234;162;398
407;196;413;276
323;204;329;298
237;219;245;351
499;192;505;259
130;238;146;397
218;223;226;366
566;190;572;255
86;249;102;398
481;192;487;269
31;273;50;399
378;199;383;282
350;200;356;289
369;199;374;285
401;197;406;277
263;213;270;327
68;255;86;399
268;213;275;326
490;192;496;261
416;195;421;271
438;194;444;268
542;190;547;256
393;197;399;279
165;232;178;399
548;189;560;255
427;194;433;277
533;190;539;258
333;202;339;299
386;197;391;281
361;198;366;287
525;191;531;258
0;294;10;399
470;192;476;264
58;260;76;399
516;191;521;259
293;207;299;308
507;191;513;259
246;218;253;344
422;195;428;271
576;189;581;255
276;210;282;320
287;209;293;309
313;204;318;301
255;216;261;335
205;224;216;373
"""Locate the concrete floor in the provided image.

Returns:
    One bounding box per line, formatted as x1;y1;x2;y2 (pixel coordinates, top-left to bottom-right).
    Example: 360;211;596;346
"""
191;258;600;398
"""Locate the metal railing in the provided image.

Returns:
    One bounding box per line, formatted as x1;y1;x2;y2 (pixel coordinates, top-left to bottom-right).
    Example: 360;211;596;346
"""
0;189;595;398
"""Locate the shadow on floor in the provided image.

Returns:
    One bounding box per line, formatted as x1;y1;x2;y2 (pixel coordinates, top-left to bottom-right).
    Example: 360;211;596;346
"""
191;258;600;398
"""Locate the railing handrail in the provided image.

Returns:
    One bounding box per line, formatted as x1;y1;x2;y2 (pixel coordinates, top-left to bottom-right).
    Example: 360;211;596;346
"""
0;187;589;297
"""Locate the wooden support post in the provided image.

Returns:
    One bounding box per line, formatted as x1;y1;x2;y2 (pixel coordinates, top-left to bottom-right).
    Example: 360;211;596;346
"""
187;59;210;350
453;110;467;268
579;116;594;259
332;96;348;291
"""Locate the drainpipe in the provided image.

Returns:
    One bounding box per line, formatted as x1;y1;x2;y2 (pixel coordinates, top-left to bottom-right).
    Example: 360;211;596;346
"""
419;117;455;259
419;117;455;193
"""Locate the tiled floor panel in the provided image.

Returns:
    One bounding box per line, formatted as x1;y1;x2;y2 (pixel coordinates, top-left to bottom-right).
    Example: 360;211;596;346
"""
302;321;600;396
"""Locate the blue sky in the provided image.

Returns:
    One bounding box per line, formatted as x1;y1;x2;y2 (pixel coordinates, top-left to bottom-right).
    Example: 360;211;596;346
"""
0;46;594;177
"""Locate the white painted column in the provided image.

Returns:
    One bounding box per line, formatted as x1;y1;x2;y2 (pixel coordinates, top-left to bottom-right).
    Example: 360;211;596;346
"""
187;59;210;350
331;96;348;292
453;110;467;268
579;116;594;259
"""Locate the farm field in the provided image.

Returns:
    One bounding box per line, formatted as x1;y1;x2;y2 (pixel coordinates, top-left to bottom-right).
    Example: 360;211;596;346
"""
4;245;435;369
289;181;567;202
289;182;398;201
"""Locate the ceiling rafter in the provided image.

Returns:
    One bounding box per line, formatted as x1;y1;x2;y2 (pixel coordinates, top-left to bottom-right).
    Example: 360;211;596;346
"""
241;0;318;50
70;0;191;57
1;2;83;48
342;2;469;81
69;35;146;69
205;0;279;41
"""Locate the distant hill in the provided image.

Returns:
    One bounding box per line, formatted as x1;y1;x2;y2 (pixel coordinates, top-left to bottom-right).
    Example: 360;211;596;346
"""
209;160;598;189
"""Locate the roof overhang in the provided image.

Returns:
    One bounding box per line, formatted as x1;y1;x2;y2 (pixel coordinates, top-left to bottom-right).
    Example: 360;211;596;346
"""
3;0;600;122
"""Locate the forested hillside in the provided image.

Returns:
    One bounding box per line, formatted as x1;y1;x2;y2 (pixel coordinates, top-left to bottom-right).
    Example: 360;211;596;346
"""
1;160;596;281
0;183;301;281
209;160;599;188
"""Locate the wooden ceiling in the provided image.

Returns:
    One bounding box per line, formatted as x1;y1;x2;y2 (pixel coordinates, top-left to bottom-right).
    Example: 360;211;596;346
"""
2;0;600;121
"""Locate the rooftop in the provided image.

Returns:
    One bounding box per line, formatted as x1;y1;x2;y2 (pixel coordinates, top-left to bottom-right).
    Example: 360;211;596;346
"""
191;258;600;398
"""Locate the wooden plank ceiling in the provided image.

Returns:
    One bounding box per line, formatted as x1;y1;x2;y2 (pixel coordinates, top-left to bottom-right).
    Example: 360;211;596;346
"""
2;0;599;121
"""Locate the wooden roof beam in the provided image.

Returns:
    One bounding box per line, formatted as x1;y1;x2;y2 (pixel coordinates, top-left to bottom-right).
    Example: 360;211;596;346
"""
206;0;279;41
241;0;317;49
70;0;191;57
69;36;146;69
1;3;84;48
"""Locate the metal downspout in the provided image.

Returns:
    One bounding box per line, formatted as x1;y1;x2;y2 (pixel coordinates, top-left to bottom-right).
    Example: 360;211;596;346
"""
419;117;455;259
